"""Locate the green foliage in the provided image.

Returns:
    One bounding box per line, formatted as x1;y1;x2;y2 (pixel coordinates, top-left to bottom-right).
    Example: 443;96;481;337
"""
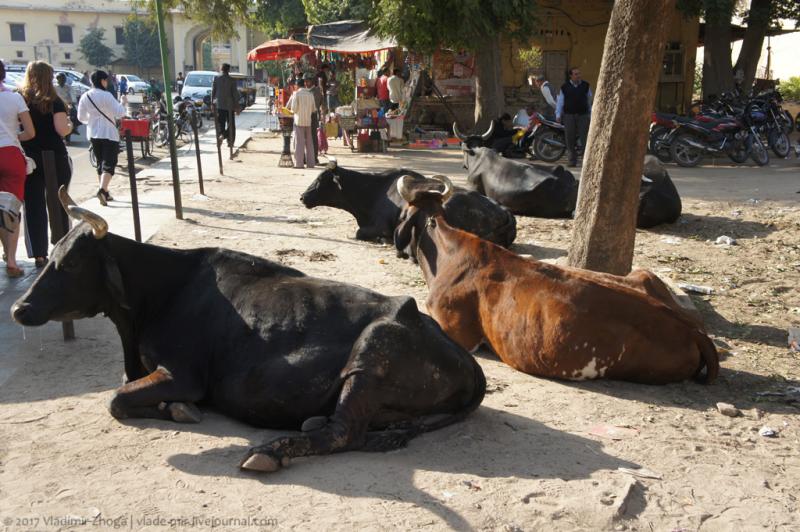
517;46;542;73
693;61;703;97
336;70;354;106
79;27;114;67
369;0;539;52
301;0;372;24
158;0;253;38
123;16;161;73
778;76;800;100
252;0;308;38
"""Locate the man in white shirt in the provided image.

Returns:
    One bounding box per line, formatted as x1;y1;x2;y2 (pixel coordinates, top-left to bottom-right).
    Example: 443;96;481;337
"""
287;74;317;169
532;75;557;118
77;70;126;205
387;69;404;110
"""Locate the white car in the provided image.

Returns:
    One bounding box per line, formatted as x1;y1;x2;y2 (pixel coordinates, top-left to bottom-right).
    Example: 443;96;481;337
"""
180;70;217;102
118;74;150;94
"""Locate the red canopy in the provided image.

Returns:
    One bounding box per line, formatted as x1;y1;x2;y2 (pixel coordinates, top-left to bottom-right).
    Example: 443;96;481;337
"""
247;38;313;62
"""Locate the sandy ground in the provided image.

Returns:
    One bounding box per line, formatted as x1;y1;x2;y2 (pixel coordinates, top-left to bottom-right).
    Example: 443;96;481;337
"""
2;135;799;531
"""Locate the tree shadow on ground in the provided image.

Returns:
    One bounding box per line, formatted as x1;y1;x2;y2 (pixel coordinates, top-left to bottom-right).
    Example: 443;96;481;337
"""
646;213;777;240
163;405;638;530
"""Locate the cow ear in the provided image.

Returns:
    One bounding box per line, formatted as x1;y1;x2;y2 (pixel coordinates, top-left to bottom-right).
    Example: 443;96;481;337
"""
393;212;416;254
103;254;131;310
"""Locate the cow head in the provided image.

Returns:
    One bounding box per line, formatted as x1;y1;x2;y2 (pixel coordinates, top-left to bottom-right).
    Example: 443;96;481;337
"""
11;187;126;327
299;157;345;209
453;121;494;150
394;175;453;257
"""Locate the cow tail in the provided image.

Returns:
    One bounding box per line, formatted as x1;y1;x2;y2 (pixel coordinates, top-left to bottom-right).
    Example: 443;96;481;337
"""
693;330;719;384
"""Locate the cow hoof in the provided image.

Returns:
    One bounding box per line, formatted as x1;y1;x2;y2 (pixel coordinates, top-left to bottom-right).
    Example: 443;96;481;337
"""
240;453;281;473
301;416;327;432
168;402;202;423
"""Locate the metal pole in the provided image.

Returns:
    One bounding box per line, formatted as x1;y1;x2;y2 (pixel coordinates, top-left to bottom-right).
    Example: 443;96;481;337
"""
213;106;224;174
124;130;142;243
154;0;183;220
228;108;234;160
191;109;204;195
41;150;74;340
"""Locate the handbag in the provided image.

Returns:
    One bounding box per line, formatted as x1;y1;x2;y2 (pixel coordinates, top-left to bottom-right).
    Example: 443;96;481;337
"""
0;191;22;234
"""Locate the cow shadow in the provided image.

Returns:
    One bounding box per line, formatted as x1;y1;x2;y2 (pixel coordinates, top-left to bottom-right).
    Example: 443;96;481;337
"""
554;366;800;416
646;214;776;240
693;297;787;348
163;406;638;530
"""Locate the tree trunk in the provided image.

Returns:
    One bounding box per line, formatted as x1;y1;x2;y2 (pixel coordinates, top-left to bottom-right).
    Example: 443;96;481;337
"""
702;0;736;100
733;0;771;94
567;0;676;275
473;34;504;132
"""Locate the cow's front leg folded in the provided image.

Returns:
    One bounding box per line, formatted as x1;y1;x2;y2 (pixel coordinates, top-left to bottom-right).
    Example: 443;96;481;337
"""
108;366;204;423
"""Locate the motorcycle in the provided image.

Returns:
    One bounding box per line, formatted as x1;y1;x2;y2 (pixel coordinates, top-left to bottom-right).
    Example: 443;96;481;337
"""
529;113;567;163
669;102;767;167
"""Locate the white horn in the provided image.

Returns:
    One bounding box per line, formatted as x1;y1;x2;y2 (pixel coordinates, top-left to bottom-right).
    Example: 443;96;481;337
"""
58;185;108;239
396;175;417;202
431;175;453;201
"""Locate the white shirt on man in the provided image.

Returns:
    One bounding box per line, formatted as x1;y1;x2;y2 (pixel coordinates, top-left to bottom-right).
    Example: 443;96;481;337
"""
0;89;28;148
287;87;316;127
388;75;404;103
77;87;126;142
540;81;557;110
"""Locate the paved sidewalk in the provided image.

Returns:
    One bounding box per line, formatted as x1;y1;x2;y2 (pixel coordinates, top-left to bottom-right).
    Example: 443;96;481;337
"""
0;100;267;386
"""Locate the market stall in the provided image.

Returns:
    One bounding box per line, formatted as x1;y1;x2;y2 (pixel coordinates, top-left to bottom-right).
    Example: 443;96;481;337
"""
307;20;398;152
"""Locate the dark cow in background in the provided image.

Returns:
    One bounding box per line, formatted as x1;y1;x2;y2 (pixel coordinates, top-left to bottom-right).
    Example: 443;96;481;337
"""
11;188;486;473
463;147;578;218
638;155;682;228
394;175;718;385
300;160;516;252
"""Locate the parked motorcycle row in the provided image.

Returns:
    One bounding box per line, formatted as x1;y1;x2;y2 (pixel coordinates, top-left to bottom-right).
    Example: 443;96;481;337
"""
648;89;796;168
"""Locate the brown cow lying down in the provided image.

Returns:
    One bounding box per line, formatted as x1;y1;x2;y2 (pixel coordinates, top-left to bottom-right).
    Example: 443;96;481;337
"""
394;175;719;384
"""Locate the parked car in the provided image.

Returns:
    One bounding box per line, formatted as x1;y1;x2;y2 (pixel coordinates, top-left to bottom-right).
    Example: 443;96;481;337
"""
180;70;216;103
118;74;150;94
53;69;91;100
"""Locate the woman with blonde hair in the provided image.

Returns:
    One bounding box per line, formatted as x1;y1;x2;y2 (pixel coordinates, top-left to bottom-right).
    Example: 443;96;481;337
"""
20;60;73;267
0;59;35;277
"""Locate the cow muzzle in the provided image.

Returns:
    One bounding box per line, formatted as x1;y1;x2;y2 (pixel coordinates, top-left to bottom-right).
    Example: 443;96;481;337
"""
10;301;47;326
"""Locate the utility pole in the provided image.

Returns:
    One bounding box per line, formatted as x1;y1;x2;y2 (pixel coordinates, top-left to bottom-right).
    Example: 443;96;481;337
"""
154;0;183;219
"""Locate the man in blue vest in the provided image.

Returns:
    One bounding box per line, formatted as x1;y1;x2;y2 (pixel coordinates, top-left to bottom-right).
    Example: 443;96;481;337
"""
556;67;593;167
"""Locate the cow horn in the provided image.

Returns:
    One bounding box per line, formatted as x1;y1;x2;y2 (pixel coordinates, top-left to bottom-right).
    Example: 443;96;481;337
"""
58;185;108;239
480;120;495;140
452;122;466;141
326;156;337;170
396;175;416;202
431;175;453;201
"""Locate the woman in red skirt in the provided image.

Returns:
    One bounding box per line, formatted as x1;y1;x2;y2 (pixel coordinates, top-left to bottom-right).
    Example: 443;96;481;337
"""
0;60;36;277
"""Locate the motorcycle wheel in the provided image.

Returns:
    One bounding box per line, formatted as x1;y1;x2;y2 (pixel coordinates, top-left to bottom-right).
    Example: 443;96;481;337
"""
669;135;703;167
750;138;769;166
768;129;790;158
533;130;566;163
648;126;672;163
726;142;749;164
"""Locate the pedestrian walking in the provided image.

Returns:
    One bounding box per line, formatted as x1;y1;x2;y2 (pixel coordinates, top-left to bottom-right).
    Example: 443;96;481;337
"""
0;60;36;277
532;74;557;119
556;67;592;166
19;61;74;268
77;70;126;206
211;63;240;148
310;74;323;165
287;75;316;169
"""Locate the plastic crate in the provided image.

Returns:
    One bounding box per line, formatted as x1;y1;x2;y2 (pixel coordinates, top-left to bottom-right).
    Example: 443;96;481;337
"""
120;119;150;139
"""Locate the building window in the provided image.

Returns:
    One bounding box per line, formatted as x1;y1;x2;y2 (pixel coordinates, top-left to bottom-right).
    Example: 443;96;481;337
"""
57;25;73;43
64;52;71;60
10;23;25;42
16;51;23;58
115;27;124;45
660;42;684;82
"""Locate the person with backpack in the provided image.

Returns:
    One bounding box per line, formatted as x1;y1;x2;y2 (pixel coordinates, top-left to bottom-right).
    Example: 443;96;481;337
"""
77;70;126;206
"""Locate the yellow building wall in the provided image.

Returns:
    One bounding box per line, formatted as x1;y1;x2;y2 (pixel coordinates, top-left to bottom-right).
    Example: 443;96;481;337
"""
501;1;698;113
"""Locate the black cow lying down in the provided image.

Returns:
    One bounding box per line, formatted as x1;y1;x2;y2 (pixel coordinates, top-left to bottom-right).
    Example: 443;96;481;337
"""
638;155;682;228
300;160;517;251
463;147;578;218
11;188;486;473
